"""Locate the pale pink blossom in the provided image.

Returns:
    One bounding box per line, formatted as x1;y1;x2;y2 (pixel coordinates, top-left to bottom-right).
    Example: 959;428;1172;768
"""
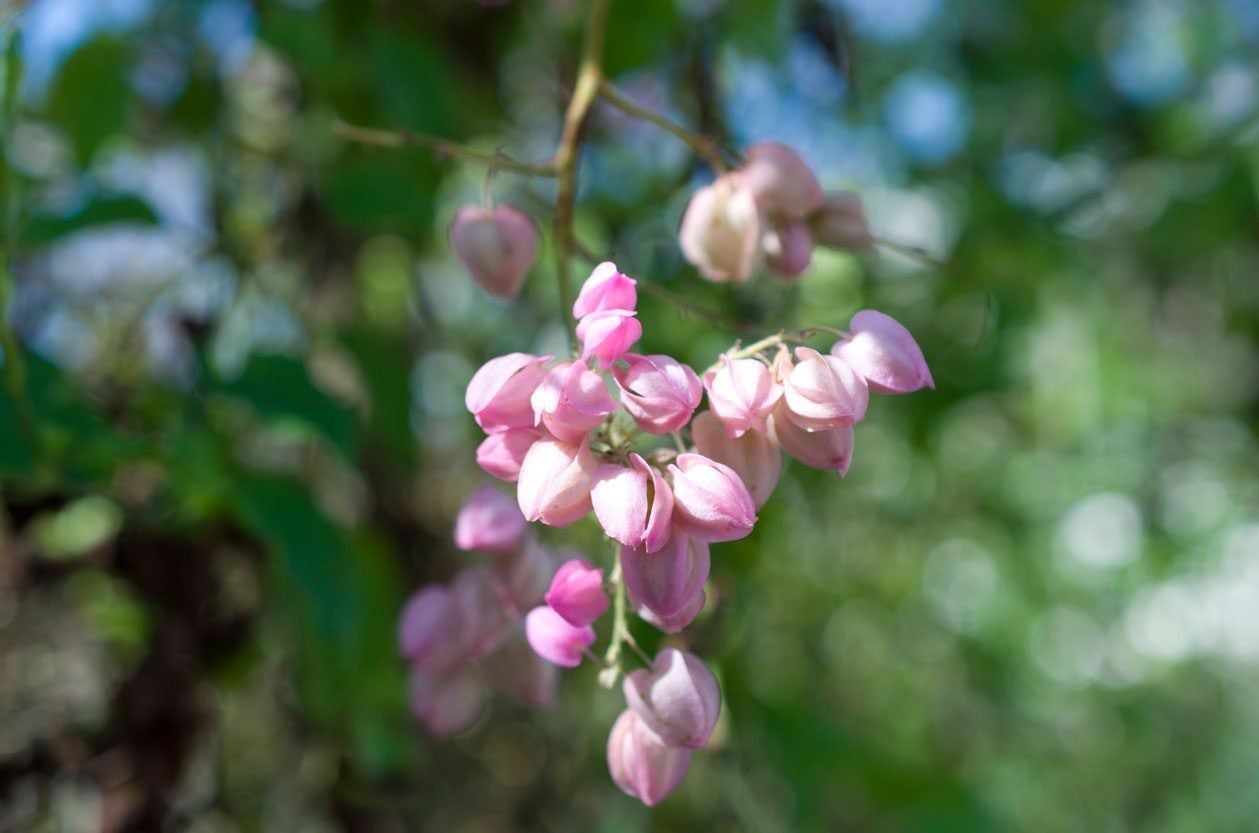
763;216;813;279
475;427;543;482
607;709;693;806
484;629;558;708
831;310;934;394
810;192;874;251
702;355;782;437
530;360;618;443
492;540;557;613
739;142;824;217
690;410;781;508
453;484;527;553
465;353;550;433
449;566;515;661
620;531;710;633
623;649;721;749
516;437;596;526
408;664;486;737
524;605;596;667
398;585;456;666
612;353;703;434
769;400;855;474
573;261;638;317
449;204;539;300
576;309;642;370
668;452;757;543
544;558;608;627
678;174;765;283
590;453;675;552
783;346;869;431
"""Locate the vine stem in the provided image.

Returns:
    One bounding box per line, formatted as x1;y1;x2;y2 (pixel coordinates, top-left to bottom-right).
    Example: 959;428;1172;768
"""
597;80;733;172
598;550;627;688
702;326;850;374
332;120;557;178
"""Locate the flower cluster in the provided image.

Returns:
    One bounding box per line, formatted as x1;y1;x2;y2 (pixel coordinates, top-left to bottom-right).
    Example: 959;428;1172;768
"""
679;142;874;283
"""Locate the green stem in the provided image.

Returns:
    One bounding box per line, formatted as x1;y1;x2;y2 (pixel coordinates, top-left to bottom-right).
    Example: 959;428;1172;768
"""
598;547;628;688
597;80;733;172
332;120;558;178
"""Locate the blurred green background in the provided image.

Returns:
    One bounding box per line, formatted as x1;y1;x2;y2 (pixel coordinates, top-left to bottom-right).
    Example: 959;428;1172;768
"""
1;0;1258;830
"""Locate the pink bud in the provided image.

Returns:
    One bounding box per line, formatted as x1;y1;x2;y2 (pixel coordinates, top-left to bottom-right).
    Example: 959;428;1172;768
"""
623;649;721;749
409;664;486;737
811;192;874;251
530;360;617;444
576;309;642;370
516;436;596;527
763;216;813;279
453;484;527;553
607;709;693;806
678;174;765;283
702;355;783;438
493;539;557;613
524;605;596;667
738;142;824;217
466;353;551;433
589;453;675;552
769;400;855;474
475;427;543;482
573;261;638;317
544;558;608;627
613;353;703;434
668;452;757;543
450;566;514;661
398;584;456;666
831;309;934;394
691;410;781;508
449;204;540;300
484;629;558;709
783;346;869;431
620;532;710;633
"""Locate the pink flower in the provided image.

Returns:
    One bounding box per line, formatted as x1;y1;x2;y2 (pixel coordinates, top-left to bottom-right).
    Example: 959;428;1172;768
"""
810;192;874;252
782;346;869;431
607;709;693;806
576;309;642;370
668;453;757;543
623;649;721;749
620;531;710;633
524;605;596;667
475;427;543;482
544;558;608;627
613;353;703;434
453;484;527;553
702;355;783;437
764;216;813;279
590;453;675;552
397;585;456;666
690;410;781;508
484;629;558;709
678;174;765;283
573;261;638;317
831;310;934;394
738;142;824;217
769;400;854;474
492;540;558;613
530;360;617;443
465;353;551;433
448;566;515;661
408;664;486;737
516;437;597;527
449;204;540;300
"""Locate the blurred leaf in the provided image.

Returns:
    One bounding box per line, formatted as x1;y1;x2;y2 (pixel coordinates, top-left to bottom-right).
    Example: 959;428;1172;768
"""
321;156;435;233
341;327;417;468
21;196;159;248
45;39;132;166
30;495;123;560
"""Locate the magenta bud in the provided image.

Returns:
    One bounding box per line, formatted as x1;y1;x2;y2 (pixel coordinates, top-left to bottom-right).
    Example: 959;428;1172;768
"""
738;142;824;217
613;353;703;435
576;308;642;370
476;427;543;482
831;309;934;394
678;174;765;283
573;261;638;317
668;452;757;543
453;484;527;553
702;355;783;438
769;400;854;474
763;216;813;279
516;436;596;527
691;410;781;508
620;532;710;633
408;664;486;738
544;557;608;627
449;204;539;300
623;648;721;749
484;628;558;709
783;346;869;431
530;360;618;444
811;192;874;251
607;709;693;806
524;605;596;667
465;353;551;433
398;584;456;665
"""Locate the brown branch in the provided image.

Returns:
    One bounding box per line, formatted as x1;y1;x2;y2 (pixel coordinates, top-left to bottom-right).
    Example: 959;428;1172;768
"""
332;120;557;178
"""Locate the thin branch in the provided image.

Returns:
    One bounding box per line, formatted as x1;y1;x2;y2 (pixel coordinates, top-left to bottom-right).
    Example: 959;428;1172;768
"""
332;119;557;178
872;234;943;268
597;80;734;172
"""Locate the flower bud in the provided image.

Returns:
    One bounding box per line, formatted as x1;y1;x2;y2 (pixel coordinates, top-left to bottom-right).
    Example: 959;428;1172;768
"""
620;532;710;633
691;410;781;508
450;566;514;661
810;192;874;251
398;584;456;666
573;261;638;317
763;216;813;279
831;309;934;394
524;605;596;667
466;353;551;433
607;709;693;807
590;453;675;552
623;649;721;749
783;346;869;431
449;204;540;300
678;174;765;283
476;427;543;482
530;360;617;444
769;400;854;474
409;664;486;737
613;353;703;434
453;484;527;553
516;437;596;527
576;308;642;370
544;557;608;627
702;355;783;437
493;539;557;612
668;453;756;543
485;628;558;708
739;142;824;217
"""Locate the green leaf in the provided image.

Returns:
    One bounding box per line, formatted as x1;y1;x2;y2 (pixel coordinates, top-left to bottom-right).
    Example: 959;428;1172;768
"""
21;196;159;248
44;39;132;166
